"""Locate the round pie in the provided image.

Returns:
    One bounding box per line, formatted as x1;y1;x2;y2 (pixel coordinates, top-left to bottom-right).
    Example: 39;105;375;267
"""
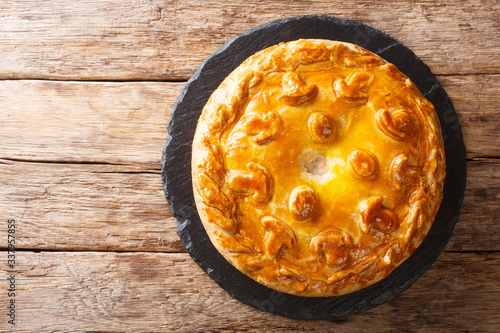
191;39;446;297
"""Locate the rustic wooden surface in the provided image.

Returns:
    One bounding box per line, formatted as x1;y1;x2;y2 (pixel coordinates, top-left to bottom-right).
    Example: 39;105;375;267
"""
0;1;499;332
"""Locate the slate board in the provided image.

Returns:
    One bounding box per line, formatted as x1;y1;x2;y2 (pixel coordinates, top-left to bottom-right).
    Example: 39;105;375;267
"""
160;15;467;320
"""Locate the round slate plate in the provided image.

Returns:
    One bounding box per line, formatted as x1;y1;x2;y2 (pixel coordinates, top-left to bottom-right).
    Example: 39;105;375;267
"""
161;15;466;320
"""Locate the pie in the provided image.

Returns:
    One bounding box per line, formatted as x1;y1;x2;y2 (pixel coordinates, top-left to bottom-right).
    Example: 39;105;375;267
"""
191;39;446;297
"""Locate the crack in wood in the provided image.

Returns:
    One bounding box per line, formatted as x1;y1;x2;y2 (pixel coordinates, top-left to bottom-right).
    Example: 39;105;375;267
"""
0;157;162;171
0;73;498;83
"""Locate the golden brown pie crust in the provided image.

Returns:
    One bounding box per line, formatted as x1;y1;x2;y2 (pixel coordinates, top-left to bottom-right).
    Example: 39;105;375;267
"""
191;39;446;297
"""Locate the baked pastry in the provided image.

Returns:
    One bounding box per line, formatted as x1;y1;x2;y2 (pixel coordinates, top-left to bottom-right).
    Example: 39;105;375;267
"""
191;39;446;297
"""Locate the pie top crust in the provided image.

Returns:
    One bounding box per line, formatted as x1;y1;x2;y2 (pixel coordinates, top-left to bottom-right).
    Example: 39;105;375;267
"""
191;39;446;297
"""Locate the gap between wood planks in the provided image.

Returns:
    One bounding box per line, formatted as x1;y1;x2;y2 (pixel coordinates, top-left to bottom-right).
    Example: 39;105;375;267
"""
0;72;499;83
0;77;191;83
2;156;500;166
0;157;161;173
2;248;499;254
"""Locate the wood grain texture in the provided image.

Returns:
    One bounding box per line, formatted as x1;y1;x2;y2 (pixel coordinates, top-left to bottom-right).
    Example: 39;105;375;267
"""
446;158;500;251
439;74;500;158
1;160;182;252
0;158;498;252
0;0;498;80
0;80;181;165
0;251;498;332
1;77;498;165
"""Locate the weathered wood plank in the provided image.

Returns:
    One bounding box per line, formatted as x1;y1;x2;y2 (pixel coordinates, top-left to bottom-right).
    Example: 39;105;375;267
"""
1;158;498;252
0;0;498;80
0;80;181;165
0;251;498;332
1;76;499;165
446;158;500;252
439;75;500;158
1;160;182;252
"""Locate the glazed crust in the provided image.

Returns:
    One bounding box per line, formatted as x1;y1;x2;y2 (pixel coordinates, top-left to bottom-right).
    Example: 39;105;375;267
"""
191;40;446;297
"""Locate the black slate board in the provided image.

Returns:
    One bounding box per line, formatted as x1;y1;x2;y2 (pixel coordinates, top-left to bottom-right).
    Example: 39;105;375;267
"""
161;15;467;320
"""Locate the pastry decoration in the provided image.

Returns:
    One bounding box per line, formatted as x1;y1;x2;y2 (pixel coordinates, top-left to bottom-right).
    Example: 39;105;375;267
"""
310;229;352;267
307;112;336;143
389;153;420;191
347;149;379;180
226;162;273;203
280;71;318;106
360;195;398;233
376;108;415;140
243;111;281;145
288;186;318;221
334;71;373;105
261;216;297;259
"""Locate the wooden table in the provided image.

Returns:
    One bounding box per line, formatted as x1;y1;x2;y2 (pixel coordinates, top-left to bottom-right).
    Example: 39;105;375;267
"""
1;1;499;332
